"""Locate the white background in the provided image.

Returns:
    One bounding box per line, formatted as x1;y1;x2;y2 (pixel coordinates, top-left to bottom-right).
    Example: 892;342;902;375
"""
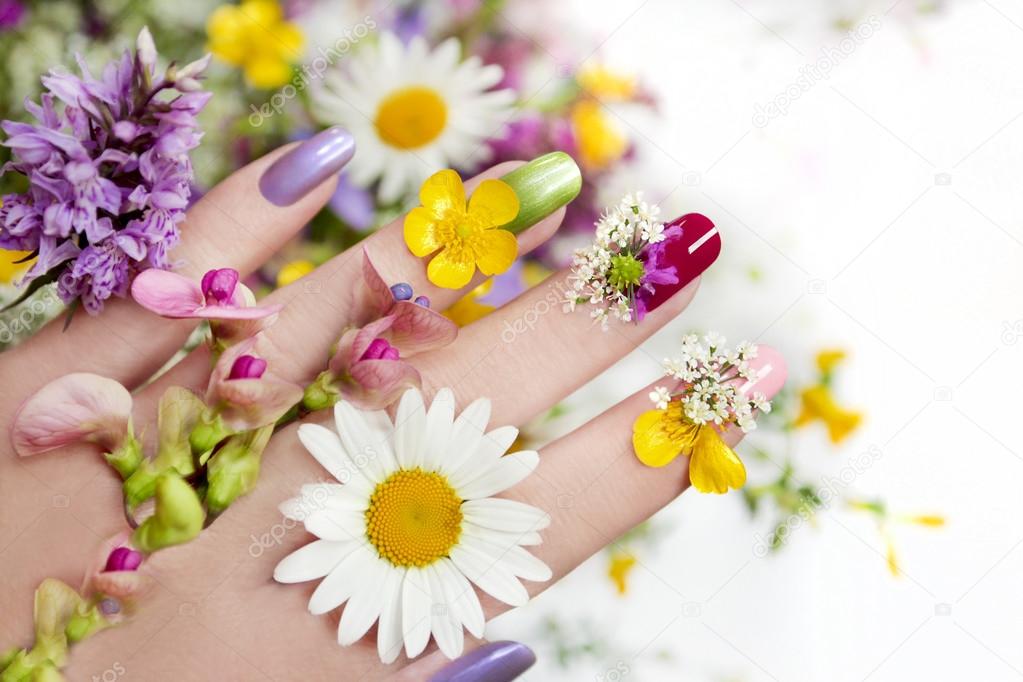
488;1;1023;680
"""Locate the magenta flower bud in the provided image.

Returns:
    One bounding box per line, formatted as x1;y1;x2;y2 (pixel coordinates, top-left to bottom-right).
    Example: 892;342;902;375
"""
103;546;143;572
201;268;240;305
228;354;268;380
360;338;400;361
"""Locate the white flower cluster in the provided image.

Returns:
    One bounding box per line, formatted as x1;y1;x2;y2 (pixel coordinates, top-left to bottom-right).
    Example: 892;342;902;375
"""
564;192;665;330
650;333;772;433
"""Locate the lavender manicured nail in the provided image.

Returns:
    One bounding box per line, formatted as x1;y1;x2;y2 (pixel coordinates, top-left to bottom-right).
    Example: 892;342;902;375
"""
430;641;536;682
259;126;355;206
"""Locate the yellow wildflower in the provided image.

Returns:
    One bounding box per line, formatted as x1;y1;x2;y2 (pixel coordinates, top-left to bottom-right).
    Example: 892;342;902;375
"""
444;280;496;327
0;249;33;284
207;0;304;89
607;550;637;595
577;65;637;101
633;401;747;494
570;99;627;170
816;349;847;374
404;169;520;289
275;259;314;288
904;514;946;527
794;385;862;444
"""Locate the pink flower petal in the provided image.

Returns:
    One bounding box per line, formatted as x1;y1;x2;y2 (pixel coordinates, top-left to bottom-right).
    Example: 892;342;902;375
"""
12;373;133;457
130;269;204;317
361;249;397;321
388;301;458;356
342;360;422;410
208;336;303;431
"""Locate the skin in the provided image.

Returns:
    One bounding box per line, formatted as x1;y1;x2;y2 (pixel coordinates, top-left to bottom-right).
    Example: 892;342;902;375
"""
0;145;776;681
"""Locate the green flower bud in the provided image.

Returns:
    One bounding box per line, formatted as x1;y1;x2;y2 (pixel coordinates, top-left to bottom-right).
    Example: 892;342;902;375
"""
122;463;160;511
64;605;107;644
31;579;81;668
104;428;143;480
302;371;340;412
188;410;231;455
206;425;274;515
154;387;205;477
132;473;205;553
0;648;24;674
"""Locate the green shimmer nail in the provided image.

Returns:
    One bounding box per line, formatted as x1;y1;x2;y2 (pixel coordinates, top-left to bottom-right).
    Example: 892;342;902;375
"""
499;151;582;234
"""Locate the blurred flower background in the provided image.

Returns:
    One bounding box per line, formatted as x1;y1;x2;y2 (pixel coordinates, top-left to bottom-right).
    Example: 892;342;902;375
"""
2;0;1021;680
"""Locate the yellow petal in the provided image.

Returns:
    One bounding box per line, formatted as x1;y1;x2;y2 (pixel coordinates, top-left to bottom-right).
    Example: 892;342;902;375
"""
241;0;284;25
404;206;443;257
467;179;519;227
206;6;247;64
244;56;293;89
272;21;305;57
633;410;688;468
420;169;466;216
427;247;476;290
473;229;517;277
688;426;746;494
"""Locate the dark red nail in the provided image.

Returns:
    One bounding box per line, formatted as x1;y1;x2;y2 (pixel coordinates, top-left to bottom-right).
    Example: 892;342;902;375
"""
640;213;720;314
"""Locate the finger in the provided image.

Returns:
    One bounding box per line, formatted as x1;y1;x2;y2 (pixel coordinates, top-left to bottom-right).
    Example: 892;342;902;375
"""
1;128;354;426
134;159;570;398
389;641;536;682
416;213;722;425
514;346;788;587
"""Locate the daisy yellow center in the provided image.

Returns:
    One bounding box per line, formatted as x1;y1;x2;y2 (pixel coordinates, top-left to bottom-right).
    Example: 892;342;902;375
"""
374;86;448;150
365;469;463;567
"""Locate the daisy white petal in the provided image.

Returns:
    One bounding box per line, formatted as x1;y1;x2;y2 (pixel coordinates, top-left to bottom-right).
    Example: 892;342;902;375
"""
425;563;464;659
338;555;391;645
449;544;529;607
447;425;518;490
308;543;376;615
462;498;551;533
421;388;455;471
456;450;540;500
438;398;491;477
394;388;427;469
304;508;365;542
376;567;406;664
434;558;485;639
296;424;372;496
273;540;355;584
402;567;433;658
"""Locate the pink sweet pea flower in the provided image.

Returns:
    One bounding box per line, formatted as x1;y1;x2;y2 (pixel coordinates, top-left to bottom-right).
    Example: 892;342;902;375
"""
131;267;281;320
82;533;151;610
206;336;303;431
323;250;458;409
11;373;133;457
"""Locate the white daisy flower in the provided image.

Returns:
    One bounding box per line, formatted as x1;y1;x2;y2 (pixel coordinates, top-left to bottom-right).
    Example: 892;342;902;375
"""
273;388;551;663
313;32;515;203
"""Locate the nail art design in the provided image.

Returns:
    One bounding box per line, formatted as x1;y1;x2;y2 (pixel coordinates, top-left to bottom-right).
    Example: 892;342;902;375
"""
633;335;785;494
430;641;537;682
258;126;356;206
564;193;720;329
403;152;581;289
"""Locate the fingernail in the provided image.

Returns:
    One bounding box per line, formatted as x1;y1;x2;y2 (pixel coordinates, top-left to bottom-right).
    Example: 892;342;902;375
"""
738;345;787;400
429;641;536;682
500;152;582;234
643;213;721;312
259;126;355;206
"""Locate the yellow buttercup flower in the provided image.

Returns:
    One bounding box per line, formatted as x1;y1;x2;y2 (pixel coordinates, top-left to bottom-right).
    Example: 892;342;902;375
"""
794;385;862;444
577;65;637;101
207;0;304;89
0;249;33;284
633;401;747;494
816;349;847;374
444;280;496;327
404;169;520;289
571;99;628;170
275;259;314;288
607;550;637;595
